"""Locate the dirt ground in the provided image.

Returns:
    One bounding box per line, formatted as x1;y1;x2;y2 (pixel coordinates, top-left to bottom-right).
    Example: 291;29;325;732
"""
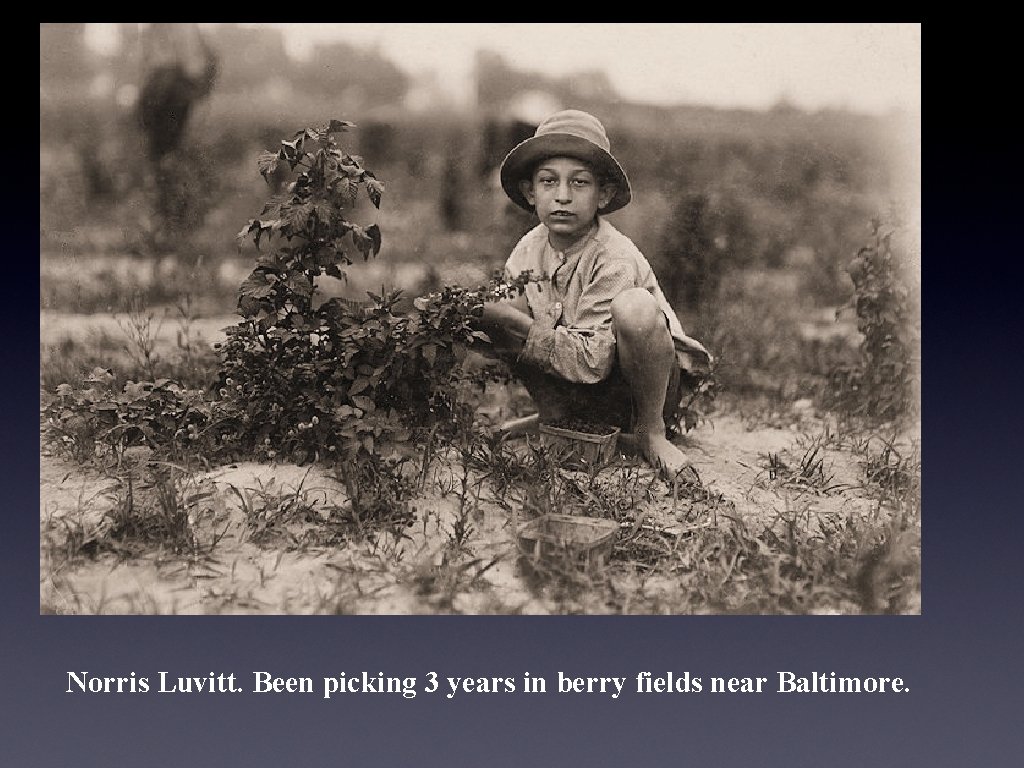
40;303;918;615
40;409;916;615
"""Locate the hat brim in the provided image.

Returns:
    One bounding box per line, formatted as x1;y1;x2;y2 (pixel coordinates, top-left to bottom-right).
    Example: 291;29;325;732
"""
500;133;632;214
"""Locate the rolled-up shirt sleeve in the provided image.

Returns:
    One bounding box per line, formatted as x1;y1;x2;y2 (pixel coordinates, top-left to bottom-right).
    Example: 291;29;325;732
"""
519;256;636;384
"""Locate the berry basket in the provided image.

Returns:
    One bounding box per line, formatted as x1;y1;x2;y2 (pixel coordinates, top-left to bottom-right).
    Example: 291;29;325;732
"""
515;513;620;572
538;422;621;470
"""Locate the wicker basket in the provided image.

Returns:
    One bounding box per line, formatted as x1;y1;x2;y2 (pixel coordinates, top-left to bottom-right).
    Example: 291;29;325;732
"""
538;423;621;470
516;513;620;572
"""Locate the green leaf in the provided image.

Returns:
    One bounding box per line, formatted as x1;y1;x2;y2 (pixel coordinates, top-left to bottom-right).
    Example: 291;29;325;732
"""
365;177;384;208
338;178;358;207
350;226;375;260
333;405;357;419
122;381;149;400
260;193;288;217
238;219;280;249
366;224;382;256
237;295;263;317
281;137;301;163
257;151;280;181
313;201;335;226
351;395;375;412
284;203;313;233
286;274;313;298
237;219;258;241
329;119;356;133
240;271;276;299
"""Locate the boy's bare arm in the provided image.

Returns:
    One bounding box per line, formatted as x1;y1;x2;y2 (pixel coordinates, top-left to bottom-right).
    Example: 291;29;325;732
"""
472;292;534;359
480;298;533;339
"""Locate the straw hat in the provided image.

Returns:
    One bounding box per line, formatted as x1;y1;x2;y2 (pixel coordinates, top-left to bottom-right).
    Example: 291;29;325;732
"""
499;110;632;214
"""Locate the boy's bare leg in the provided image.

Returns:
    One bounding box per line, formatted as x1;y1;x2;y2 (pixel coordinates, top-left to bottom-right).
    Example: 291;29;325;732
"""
611;288;690;480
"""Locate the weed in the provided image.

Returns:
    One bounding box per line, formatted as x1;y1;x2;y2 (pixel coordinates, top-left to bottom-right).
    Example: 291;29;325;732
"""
860;434;921;508
410;556;503;613
172;291;222;390
561;460;660;523
41;371;222;468
116;295;165;381
229;471;332;548
333;453;419;532
40;478;118;573
102;464;221;555
42;463;223;566
828;219;920;423
308;559;392;614
445;509;476;559
758;439;838;495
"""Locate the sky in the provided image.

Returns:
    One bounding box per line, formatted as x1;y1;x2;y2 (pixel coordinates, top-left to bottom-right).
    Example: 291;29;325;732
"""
84;23;921;115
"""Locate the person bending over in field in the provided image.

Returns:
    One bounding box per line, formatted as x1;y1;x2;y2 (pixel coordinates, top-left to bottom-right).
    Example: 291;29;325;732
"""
477;109;711;480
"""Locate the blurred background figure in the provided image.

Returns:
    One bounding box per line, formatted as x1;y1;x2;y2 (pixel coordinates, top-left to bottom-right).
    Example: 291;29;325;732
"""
137;23;218;160
131;24;220;253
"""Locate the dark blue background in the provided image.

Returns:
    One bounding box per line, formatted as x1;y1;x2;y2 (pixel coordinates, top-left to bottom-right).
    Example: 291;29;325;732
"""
9;21;1022;767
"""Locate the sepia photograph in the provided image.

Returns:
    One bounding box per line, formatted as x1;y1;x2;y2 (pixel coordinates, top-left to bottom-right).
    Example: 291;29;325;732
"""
39;22;921;615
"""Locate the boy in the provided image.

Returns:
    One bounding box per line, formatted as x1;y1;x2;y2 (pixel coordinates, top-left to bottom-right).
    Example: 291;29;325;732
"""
479;109;711;480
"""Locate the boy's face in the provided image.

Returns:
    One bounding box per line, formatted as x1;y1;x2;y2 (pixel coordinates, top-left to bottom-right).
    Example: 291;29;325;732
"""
520;157;614;247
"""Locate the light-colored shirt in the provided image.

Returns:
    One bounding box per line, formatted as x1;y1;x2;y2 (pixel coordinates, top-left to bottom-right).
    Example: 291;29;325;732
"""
504;218;711;384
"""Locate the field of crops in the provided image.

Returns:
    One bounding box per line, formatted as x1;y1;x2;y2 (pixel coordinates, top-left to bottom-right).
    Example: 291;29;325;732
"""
40;86;920;615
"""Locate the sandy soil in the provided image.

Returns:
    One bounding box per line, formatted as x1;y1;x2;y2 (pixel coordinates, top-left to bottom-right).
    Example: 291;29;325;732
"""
40;411;912;615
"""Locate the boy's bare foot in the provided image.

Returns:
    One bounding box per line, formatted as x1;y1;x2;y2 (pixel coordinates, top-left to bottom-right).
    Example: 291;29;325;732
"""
638;432;699;485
